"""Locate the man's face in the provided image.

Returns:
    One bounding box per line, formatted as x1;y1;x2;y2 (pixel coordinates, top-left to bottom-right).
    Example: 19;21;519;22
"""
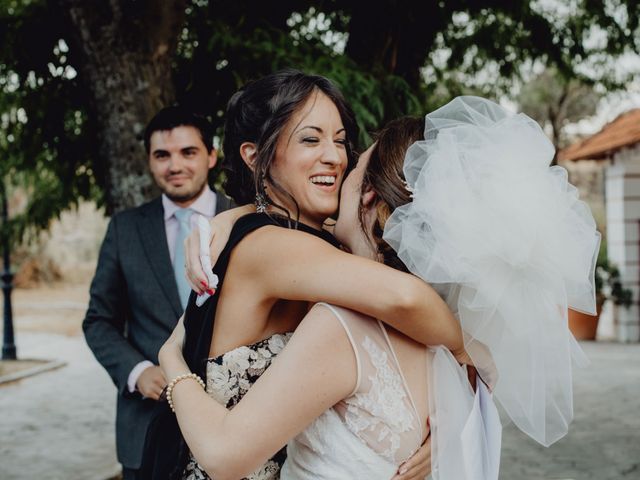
148;125;217;206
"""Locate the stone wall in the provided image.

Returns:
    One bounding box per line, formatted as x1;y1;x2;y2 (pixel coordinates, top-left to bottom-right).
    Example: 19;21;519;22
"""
15;201;108;287
561;159;607;233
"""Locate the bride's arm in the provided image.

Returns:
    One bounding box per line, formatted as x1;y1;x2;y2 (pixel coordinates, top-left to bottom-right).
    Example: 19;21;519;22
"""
159;304;357;480
235;227;464;354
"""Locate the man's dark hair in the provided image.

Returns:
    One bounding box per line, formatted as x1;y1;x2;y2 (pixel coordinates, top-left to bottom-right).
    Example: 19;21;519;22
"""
143;106;215;153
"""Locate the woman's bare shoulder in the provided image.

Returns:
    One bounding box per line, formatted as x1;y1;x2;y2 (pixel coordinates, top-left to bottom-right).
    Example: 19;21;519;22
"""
290;303;357;357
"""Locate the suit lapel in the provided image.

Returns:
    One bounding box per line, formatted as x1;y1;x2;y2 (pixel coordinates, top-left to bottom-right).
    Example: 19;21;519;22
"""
214;191;234;214
137;198;183;319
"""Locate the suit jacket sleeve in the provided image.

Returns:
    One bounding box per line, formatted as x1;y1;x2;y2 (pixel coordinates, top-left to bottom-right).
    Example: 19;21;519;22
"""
83;214;147;396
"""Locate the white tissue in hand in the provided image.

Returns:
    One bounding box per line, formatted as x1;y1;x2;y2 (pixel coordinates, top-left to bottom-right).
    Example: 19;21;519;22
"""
195;214;219;307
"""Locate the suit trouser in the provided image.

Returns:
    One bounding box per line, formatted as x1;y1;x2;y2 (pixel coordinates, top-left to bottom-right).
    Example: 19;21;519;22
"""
122;467;140;480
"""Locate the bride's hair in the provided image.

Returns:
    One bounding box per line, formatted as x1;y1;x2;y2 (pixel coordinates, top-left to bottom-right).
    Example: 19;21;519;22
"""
223;69;357;220
360;116;425;272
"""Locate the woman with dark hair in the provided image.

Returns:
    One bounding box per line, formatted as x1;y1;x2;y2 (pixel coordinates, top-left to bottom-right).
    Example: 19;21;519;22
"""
152;70;465;480
166;97;599;479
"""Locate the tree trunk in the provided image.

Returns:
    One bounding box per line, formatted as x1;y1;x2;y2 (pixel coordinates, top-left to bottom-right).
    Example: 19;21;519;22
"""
56;0;186;213
549;86;570;166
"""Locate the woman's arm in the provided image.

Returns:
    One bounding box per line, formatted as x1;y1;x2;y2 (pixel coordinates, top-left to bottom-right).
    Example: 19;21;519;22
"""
159;304;357;480
236;227;464;354
185;212;464;355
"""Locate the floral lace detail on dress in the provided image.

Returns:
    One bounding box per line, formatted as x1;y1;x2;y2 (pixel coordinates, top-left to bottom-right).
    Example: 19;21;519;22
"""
182;333;292;480
343;336;416;462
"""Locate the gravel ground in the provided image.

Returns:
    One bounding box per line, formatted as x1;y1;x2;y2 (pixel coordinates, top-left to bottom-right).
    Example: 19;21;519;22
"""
499;341;640;480
0;332;119;480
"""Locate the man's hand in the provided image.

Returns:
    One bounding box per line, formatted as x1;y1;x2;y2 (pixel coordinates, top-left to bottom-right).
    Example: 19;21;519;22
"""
391;418;431;479
135;365;167;400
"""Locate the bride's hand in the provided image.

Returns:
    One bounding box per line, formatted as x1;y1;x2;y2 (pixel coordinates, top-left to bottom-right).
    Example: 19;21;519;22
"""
185;205;255;294
391;418;431;479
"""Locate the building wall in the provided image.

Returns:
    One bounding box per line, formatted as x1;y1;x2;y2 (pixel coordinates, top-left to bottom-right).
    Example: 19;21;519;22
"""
562;159;607;233
605;143;640;342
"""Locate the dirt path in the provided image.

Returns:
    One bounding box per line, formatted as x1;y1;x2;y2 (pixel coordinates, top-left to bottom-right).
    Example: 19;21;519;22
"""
1;281;120;480
3;282;91;337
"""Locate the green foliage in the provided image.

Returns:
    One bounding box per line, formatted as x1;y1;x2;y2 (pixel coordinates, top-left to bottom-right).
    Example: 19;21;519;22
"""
0;0;97;243
1;0;639;244
430;1;639;94
173;3;424;149
596;239;633;308
517;67;602;149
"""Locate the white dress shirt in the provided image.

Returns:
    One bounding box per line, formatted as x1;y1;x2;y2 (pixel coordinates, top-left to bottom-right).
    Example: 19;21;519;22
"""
127;186;217;393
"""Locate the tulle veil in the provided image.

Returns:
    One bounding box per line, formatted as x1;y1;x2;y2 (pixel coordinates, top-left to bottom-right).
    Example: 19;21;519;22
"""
383;96;600;479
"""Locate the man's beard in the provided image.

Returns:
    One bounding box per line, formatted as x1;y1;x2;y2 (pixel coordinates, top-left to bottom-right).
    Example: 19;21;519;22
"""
164;182;207;203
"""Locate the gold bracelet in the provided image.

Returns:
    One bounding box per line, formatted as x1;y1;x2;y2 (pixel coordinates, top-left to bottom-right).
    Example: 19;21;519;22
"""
165;373;206;412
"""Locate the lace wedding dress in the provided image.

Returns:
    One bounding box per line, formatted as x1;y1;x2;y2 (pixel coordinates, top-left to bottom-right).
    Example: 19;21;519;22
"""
281;303;429;479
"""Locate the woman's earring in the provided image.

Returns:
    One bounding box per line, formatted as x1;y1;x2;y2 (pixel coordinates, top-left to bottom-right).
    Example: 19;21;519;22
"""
255;187;269;213
255;177;270;213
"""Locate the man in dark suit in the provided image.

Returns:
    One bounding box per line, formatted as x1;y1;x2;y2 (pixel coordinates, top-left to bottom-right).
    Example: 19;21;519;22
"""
83;106;232;479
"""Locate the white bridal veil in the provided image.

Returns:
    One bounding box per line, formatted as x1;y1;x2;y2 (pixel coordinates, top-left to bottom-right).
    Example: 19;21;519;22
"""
383;96;600;478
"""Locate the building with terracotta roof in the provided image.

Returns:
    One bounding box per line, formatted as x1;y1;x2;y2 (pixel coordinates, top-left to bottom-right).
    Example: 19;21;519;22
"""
559;109;640;162
559;108;640;342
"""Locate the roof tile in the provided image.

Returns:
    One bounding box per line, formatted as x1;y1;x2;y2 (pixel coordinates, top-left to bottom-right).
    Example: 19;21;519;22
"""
558;109;640;161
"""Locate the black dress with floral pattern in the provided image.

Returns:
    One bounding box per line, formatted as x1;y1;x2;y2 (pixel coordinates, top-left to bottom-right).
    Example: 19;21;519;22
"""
178;214;340;479
182;332;292;480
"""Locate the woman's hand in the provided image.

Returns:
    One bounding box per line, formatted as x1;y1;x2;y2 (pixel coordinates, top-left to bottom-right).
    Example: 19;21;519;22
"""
452;347;473;367
462;342;498;392
391;418;431;479
450;347;479;391
185;205;254;294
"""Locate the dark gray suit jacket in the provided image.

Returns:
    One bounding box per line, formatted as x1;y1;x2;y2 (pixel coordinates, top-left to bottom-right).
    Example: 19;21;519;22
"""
83;192;233;469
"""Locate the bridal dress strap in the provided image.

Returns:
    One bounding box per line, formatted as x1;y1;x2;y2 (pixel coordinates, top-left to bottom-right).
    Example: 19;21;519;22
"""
378;321;424;442
313;303;423;464
314;302;361;397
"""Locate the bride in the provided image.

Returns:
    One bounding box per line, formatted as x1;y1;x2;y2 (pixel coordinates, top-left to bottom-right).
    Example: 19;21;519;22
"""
162;97;599;479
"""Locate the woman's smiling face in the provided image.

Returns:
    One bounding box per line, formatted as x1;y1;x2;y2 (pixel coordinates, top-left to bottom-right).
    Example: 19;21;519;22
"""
267;90;349;229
